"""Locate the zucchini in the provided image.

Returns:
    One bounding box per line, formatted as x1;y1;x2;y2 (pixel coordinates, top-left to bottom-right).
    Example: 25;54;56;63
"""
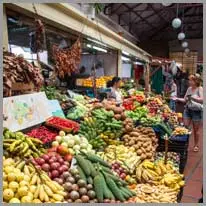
102;172;127;186
99;173;114;200
87;176;93;184
77;165;87;182
99;165;114;175
105;176;125;202
85;153;111;168
93;175;104;202
76;155;91;176
87;161;98;178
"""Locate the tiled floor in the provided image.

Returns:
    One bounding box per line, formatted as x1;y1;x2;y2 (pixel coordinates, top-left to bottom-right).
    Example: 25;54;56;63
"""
180;126;203;203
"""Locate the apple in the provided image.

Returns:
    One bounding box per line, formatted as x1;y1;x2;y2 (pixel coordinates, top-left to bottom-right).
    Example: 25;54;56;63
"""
51;170;59;178
57;145;69;156
64;154;73;162
52;141;59;147
42;163;50;172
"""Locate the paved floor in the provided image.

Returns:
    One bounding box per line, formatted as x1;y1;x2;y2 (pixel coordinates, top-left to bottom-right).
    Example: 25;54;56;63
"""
180;122;203;203
175;102;203;203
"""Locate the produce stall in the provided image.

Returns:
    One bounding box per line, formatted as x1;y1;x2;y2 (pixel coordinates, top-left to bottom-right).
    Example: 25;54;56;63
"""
3;83;189;203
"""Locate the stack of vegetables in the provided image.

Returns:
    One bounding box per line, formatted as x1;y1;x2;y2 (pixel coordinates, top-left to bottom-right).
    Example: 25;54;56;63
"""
75;153;136;203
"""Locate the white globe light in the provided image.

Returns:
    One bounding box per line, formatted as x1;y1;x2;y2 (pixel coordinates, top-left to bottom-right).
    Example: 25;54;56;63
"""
182;41;188;48
172;18;182;29
162;3;172;7
178;32;185;41
185;48;190;53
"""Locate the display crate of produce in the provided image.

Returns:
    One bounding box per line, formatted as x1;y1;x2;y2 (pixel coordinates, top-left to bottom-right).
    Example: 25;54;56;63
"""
45;116;80;133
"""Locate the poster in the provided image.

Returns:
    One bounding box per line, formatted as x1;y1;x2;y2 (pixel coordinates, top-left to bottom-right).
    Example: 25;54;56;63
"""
3;92;52;132
48;100;65;118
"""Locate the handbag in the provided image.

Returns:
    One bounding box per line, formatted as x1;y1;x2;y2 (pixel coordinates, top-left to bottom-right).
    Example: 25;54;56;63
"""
186;88;203;111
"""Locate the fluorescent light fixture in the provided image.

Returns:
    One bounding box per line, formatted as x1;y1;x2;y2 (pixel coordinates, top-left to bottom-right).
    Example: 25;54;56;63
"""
122;51;130;56
121;56;130;61
87;44;92;48
87;38;107;47
134;62;143;65
93;46;107;53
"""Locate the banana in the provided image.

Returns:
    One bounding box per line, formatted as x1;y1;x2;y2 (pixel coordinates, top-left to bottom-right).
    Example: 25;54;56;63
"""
147;169;158;177
158;162;167;175
136;167;143;182
30;173;38;185
37;176;41;185
155;166;162;176
57;191;67;197
45;181;58;193
39;185;45;202
43;184;54;197
34;184;41;199
23;165;31;176
52;194;64;202
44;191;50;202
52;181;64;191
9;140;22;152
142;169;149;182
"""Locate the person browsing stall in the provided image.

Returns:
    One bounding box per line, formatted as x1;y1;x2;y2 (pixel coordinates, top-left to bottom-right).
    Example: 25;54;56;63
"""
174;74;203;152
107;77;123;105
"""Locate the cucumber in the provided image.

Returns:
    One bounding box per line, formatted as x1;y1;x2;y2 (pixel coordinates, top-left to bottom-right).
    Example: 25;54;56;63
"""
77;165;87;182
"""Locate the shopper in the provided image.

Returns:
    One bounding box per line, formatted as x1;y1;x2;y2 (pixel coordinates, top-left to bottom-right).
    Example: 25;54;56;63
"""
107;77;123;105
174;74;203;152
169;78;177;112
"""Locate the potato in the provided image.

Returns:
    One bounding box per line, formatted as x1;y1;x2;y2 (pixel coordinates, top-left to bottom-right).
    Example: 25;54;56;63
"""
137;149;142;155
114;114;122;120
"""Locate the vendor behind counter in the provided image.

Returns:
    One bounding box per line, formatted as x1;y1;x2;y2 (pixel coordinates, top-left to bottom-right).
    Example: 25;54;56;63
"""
67;66;90;89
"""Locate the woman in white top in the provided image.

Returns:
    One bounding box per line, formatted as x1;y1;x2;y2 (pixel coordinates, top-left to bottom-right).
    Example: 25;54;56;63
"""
107;77;123;105
174;74;203;152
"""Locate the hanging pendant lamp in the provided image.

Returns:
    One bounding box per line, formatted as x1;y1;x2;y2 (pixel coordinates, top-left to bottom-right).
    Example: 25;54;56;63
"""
178;32;185;40
172;4;181;29
182;41;188;48
185;48;190;53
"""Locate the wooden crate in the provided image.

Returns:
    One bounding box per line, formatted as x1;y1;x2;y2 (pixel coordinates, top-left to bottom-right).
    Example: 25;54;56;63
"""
11;82;34;91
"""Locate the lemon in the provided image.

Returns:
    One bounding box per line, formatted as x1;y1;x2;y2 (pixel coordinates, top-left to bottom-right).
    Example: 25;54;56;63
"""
9;198;21;203
7;173;16;182
21;196;32;203
3;158;15;167
19;180;29;187
4;166;14;174
13;168;21;174
3;181;8;190
3;172;7;181
33;199;42;203
29;185;37;194
16;173;24;182
3;189;14;201
18;186;29;197
9;181;19;192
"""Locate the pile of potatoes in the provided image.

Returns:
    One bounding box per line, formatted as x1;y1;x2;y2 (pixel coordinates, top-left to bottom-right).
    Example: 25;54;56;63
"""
122;126;158;161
